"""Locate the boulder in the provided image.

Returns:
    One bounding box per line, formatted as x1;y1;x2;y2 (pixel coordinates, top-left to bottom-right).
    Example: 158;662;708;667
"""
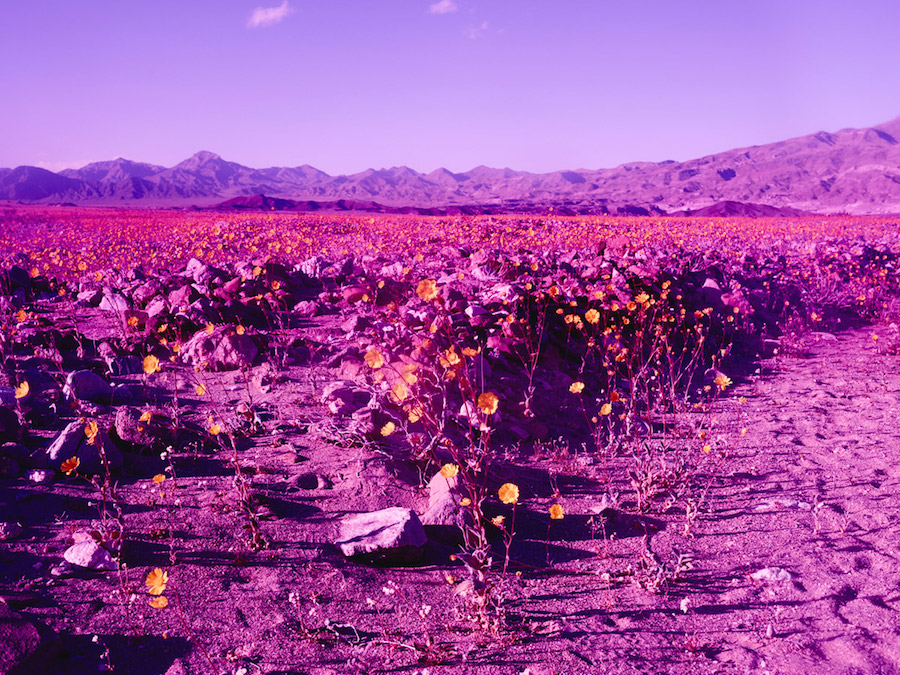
46;421;122;474
180;326;258;372
0;600;60;674
421;471;468;530
62;540;118;571
99;293;129;313
336;507;426;563
113;407;174;449
63;370;113;403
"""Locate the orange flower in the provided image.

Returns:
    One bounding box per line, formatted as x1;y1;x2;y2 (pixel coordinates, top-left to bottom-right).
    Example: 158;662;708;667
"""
714;374;732;391
149;596;169;609
61;457;80;475
84;421;99;445
440;463;459;478
364;348;384;369
477;392;499;415
14;381;29;399
416;279;439;301
600;403;613;416
549;504;564;520
380;421;396;437
569;381;585;394
145;568;168;595
152;474;166;484
584;308;600;324
498;483;519;505
143;355;160;375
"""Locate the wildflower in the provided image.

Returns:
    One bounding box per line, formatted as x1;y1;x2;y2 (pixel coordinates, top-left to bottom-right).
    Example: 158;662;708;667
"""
549;504;564;520
714;374;732;391
498;483;519;505
236;325;245;335
149;596;168;609
195;384;206;396
152;473;166;484
585;308;600;324
364;348;384;369
460;497;472;507
145;568;168;595
569;381;585;394
84;421;99;445
380;421;396;437
390;381;408;403
491;515;505;527
139;411;153;423
701;444;712;453
143;355;160;375
208;424;222;436
416;279;439;301
477;392;499;415
61;457;80;475
634;292;650;304
14;381;29;399
440;463;459;478
600;403;613;416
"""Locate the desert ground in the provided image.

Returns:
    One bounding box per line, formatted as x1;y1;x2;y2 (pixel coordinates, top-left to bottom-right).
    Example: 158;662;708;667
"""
1;207;899;675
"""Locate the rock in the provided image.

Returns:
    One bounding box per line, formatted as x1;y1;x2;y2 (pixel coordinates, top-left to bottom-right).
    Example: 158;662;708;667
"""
293;300;320;317
0;522;23;540
63;370;113;403
46;421;122;475
99;293;129;313
336;507;426;563
0;600;60;674
0;456;20;479
342;285;369;304
62;540;118;571
27;469;54;484
0;443;29;464
106;355;143;377
113;407;173;449
421;471;468;530
320;382;371;416
0;408;22;444
180;326;258;372
341;315;370;333
750;567;792;582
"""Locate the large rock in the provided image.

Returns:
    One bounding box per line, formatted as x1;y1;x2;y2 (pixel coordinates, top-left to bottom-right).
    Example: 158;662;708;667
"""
336;507;426;564
46;421;122;474
0;600;60;674
0;408;22;444
421;471;468;530
180;326;258;371
63;370;113;403
63;540;118;571
98;293;129;313
113;407;174;449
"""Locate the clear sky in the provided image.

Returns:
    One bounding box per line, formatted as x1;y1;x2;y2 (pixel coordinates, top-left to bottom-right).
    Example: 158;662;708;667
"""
2;0;899;175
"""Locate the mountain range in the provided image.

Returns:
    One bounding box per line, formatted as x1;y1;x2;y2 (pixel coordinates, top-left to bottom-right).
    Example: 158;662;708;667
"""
2;117;900;215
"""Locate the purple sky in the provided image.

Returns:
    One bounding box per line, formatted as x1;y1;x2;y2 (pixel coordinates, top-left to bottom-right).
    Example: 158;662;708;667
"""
2;0;899;175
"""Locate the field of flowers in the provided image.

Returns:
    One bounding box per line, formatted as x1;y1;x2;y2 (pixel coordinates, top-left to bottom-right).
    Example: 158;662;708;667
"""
1;205;900;673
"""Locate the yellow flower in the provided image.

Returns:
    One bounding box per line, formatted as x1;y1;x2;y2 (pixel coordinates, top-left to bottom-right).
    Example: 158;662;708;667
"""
127;315;139;328
460;497;472;507
61;457;80;475
195;384;206;396
84;421;99;445
462;347;480;357
14;381;29;399
143;355;160;375
600;403;613;416
569;381;585;394
440;463;459;478
208;424;222;436
146;568;168;595
390;381;408;403
380;421;396;437
498;483;519;505
701;444;712;453
152;473;166;484
584;308;600;324
714;374;732;391
416;279;439;301
477;392;499;415
364;348;384;370
491;515;505;527
149;596;168;609
139;411;152;422
634;292;650;304
549;504;564;520
235;325;245;335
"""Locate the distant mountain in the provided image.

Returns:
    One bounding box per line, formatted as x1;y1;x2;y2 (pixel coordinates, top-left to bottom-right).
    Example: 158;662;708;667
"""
3;117;900;214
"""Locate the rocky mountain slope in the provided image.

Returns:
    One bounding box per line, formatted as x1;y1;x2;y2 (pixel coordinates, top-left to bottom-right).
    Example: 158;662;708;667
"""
2;117;900;214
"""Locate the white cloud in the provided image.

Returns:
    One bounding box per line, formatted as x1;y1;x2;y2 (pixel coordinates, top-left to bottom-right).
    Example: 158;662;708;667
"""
247;0;293;28
429;0;458;15
464;21;488;39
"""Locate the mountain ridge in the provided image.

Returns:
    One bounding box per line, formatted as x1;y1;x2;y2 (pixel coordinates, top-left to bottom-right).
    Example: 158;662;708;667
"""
3;117;900;214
